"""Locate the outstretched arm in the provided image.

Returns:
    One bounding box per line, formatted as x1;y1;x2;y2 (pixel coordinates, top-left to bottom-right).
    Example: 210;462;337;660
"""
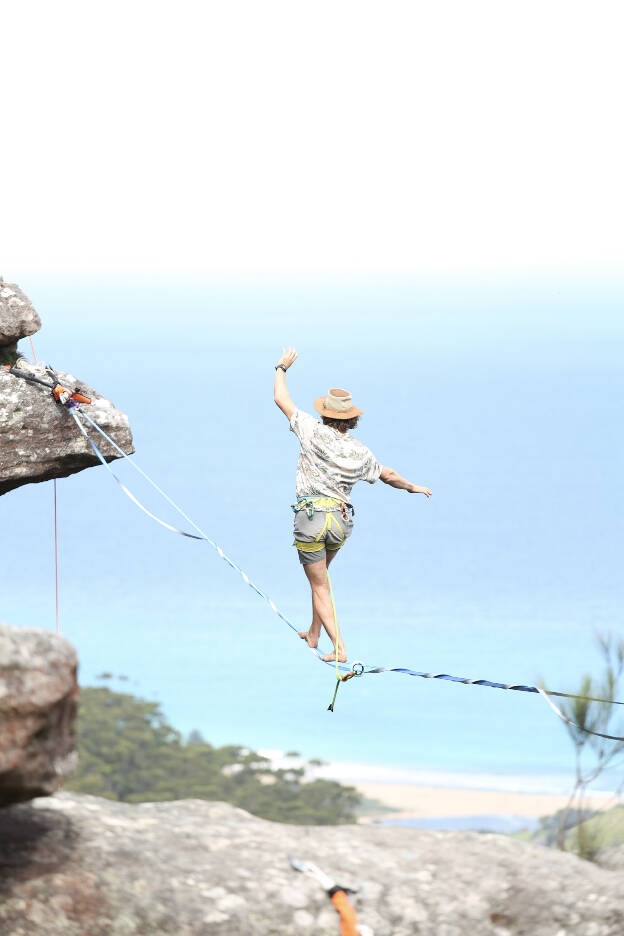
273;347;298;419
380;466;432;496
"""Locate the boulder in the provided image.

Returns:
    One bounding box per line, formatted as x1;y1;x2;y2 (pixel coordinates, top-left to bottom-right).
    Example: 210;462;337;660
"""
0;278;41;345
0;792;623;935
0;363;134;495
0;625;78;807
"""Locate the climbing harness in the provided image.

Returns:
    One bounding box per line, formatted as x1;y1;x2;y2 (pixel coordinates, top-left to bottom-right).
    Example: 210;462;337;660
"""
8;363;624;741
294;512;346;556
292;496;354;523
293;497;316;519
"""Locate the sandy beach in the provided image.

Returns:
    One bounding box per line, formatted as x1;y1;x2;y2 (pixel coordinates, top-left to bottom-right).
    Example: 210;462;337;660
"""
354;782;618;820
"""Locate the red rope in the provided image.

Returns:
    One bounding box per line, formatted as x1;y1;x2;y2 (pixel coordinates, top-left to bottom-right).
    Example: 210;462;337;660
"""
28;335;59;632
54;480;59;633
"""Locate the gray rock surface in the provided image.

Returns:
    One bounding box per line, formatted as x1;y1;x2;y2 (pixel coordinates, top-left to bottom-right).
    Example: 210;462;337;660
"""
599;844;624;872
1;792;623;935
0;625;78;807
0;278;41;345
0;362;134;495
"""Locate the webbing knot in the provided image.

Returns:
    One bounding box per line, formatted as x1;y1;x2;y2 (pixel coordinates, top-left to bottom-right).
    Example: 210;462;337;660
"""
327;662;365;711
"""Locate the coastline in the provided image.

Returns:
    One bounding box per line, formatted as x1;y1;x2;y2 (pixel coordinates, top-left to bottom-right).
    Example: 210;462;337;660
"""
256;752;621;824
352;781;618;822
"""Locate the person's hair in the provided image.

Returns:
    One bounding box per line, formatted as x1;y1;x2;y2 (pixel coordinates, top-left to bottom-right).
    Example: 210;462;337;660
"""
322;415;360;432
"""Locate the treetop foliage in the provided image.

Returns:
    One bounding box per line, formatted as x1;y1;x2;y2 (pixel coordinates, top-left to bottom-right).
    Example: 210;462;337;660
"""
65;686;361;825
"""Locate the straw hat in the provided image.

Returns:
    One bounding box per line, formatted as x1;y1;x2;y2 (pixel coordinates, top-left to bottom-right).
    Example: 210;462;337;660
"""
314;387;363;420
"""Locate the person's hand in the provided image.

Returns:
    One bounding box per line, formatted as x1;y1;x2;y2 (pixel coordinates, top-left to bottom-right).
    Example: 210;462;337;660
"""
277;347;298;370
409;485;432;497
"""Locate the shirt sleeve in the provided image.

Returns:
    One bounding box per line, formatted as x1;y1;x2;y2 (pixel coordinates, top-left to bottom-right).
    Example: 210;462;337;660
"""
289;408;318;444
361;447;383;484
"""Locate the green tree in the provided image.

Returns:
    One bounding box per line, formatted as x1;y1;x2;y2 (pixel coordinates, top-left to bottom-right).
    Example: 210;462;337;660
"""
555;633;624;859
65;687;360;824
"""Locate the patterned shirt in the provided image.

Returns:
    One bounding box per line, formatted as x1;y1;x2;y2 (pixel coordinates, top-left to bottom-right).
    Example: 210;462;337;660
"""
289;409;382;503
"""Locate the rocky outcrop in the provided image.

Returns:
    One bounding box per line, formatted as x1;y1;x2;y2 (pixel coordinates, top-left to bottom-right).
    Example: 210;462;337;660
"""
0;278;41;345
1;792;623;936
0;625;78;807
0;277;134;494
0;362;134;495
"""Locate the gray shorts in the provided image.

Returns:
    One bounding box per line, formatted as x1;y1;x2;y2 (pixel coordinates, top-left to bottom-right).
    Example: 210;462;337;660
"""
293;507;354;565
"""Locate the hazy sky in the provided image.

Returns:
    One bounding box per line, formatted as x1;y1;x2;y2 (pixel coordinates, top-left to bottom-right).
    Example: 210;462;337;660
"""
3;1;623;276
2;1;624;791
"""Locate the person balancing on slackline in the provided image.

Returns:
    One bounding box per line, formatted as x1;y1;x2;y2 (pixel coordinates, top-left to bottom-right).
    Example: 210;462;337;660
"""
274;347;431;663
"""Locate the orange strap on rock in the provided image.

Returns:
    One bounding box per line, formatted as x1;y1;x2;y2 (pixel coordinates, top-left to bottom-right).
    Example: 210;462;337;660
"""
52;383;91;405
330;889;359;936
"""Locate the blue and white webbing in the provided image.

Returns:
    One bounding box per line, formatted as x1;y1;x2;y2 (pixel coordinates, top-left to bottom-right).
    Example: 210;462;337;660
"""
69;406;624;741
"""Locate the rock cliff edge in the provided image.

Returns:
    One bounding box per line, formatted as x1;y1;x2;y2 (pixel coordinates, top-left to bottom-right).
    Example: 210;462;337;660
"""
1;792;623;936
0;277;134;495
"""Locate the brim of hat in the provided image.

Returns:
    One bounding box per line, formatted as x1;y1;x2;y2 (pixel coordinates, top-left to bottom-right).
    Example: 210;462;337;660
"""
314;397;363;419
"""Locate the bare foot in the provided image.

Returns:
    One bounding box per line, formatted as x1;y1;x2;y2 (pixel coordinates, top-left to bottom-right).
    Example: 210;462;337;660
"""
298;630;319;650
322;649;347;663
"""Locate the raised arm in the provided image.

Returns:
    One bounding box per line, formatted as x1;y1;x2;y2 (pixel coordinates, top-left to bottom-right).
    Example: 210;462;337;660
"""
273;347;298;419
380;466;432;496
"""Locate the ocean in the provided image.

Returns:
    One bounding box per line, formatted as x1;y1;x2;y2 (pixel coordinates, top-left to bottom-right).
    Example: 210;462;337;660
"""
2;274;623;795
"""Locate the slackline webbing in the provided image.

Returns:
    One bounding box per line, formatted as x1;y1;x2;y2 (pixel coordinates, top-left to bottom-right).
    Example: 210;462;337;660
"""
66;406;624;740
5;357;622;741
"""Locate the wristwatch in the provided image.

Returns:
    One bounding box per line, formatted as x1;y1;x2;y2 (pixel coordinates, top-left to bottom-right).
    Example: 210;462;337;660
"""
275;364;287;373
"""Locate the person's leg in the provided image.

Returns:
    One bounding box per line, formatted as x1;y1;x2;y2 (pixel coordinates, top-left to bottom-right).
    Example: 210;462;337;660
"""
298;554;346;662
325;549;338;569
321;549;345;661
297;557;326;651
295;508;350;660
